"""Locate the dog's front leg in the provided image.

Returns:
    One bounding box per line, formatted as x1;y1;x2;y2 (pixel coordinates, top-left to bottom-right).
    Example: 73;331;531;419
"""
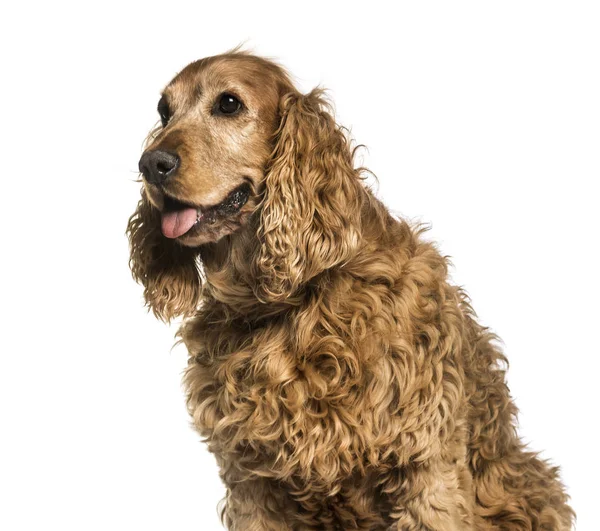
223;478;296;531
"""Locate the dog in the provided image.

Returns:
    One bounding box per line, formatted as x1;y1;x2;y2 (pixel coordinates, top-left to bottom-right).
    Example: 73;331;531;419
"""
127;51;574;530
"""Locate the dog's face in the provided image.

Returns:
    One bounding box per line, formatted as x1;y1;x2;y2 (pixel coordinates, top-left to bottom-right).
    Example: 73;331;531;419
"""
129;52;363;318
139;55;293;246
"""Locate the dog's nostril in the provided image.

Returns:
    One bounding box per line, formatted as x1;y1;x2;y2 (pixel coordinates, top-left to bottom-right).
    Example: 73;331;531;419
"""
157;160;173;174
154;152;179;175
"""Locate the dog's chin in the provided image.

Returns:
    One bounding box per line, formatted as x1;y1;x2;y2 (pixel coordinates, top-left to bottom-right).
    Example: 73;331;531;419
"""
176;214;251;247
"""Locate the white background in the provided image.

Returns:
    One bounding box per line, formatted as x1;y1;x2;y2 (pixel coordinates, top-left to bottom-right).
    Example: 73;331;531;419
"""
1;1;598;529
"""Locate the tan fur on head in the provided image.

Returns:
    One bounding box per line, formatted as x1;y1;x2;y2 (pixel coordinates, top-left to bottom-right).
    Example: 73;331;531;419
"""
127;51;575;529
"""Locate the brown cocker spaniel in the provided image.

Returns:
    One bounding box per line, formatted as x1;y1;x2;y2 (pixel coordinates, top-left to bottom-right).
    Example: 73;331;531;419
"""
127;51;574;530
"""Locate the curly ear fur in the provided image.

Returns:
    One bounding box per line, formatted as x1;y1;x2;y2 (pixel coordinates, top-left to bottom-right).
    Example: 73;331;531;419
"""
255;89;364;301
126;192;201;321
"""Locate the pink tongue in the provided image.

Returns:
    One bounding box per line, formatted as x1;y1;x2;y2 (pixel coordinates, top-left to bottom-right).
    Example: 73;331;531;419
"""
161;208;198;238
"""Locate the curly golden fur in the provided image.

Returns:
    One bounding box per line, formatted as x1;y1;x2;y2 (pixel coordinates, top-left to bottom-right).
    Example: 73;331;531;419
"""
127;51;574;530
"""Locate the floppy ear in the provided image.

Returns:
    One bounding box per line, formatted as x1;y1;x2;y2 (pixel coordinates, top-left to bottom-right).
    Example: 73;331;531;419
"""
255;89;363;301
126;192;201;321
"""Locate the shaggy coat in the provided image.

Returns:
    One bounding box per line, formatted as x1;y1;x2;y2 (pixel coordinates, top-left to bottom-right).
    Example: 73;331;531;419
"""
127;52;574;530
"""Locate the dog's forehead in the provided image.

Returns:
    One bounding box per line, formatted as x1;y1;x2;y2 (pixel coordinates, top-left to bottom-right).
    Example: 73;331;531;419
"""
167;56;279;94
164;54;292;109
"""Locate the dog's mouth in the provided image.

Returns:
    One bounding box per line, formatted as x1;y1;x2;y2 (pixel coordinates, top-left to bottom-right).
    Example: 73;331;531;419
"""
160;183;251;239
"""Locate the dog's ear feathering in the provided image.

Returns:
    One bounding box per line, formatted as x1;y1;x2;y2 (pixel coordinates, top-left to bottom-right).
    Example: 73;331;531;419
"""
254;89;364;302
126;193;201;321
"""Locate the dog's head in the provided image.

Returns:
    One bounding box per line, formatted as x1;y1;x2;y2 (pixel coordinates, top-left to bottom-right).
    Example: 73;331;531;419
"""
127;52;363;320
138;54;291;246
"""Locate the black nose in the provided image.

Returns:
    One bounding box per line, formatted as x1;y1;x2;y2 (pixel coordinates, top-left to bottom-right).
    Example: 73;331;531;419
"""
138;150;180;185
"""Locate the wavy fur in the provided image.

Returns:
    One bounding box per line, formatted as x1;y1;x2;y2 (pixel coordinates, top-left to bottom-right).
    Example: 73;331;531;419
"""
128;52;574;530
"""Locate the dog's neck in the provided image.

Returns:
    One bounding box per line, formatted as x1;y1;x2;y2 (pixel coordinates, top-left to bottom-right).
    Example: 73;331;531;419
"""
196;192;393;319
197;217;293;316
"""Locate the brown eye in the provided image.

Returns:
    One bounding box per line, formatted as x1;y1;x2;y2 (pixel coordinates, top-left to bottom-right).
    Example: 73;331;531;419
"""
157;96;170;127
216;93;242;115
